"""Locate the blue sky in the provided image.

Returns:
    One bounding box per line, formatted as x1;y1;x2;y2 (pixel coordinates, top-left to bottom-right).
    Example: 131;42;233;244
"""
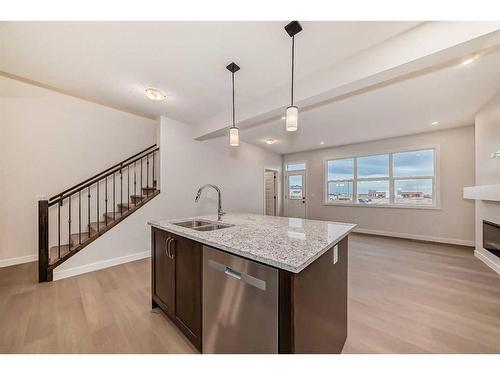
327;149;434;195
328;149;434;180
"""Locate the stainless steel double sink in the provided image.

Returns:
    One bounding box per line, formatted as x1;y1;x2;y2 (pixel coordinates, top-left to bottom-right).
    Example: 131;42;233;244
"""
172;219;234;232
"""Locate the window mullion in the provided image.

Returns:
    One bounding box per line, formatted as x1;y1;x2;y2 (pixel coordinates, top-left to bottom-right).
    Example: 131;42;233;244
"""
389;153;394;204
353;157;358;202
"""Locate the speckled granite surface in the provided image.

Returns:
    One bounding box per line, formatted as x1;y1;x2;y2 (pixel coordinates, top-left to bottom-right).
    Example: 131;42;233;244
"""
149;213;356;273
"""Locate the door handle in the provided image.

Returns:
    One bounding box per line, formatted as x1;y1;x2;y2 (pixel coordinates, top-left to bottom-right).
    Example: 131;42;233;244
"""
170;238;176;259
165;238;172;257
165;237;174;258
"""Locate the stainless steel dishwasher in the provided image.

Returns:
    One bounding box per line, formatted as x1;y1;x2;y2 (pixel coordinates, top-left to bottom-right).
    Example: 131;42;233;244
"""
202;245;278;353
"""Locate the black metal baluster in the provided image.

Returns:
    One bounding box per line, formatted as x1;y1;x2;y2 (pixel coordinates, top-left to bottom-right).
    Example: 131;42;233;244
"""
152;151;155;188
141;157;143;201
79;190;81;244
113;173;116;221
68;195;71;250
58;200;61;259
146;154;149;189
105;176;108;226
88;186;91;235
134;161;137;198
96;180;99;233
128;164;130;208
120;168;123;214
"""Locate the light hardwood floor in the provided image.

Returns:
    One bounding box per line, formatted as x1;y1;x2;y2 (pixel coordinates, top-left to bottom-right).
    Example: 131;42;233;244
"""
1;234;499;353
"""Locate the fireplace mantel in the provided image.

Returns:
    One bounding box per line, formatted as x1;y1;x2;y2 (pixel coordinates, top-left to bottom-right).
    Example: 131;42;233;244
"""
464;185;500;202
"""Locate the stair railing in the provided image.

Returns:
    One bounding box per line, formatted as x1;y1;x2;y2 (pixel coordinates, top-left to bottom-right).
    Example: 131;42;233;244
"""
38;144;159;282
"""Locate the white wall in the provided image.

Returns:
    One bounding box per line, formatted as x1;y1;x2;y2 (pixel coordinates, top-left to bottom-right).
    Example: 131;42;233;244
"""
53;116;282;279
0;76;157;266
474;91;500;273
283;126;475;246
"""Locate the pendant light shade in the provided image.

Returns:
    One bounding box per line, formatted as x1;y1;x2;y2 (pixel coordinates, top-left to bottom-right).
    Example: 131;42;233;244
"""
226;62;240;147
284;21;302;132
286;105;298;132
229;127;239;146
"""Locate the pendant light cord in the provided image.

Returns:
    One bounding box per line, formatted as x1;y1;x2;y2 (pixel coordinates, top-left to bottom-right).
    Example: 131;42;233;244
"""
291;35;295;106
232;71;235;127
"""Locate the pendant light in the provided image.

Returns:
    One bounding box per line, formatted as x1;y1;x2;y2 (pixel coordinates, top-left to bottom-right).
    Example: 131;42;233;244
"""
227;62;240;146
284;21;302;132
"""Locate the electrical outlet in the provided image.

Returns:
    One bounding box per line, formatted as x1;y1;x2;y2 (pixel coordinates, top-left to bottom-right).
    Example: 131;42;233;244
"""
333;245;338;264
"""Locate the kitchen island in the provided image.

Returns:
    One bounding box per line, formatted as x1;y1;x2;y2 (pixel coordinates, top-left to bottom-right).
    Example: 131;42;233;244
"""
149;213;356;354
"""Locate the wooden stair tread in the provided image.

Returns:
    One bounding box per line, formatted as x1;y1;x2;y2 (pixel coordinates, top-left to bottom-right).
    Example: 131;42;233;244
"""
70;232;90;246
103;211;125;221
45;189;161;270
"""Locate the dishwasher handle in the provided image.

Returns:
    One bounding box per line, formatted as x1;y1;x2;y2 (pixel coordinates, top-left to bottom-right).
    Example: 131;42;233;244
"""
225;267;242;280
208;259;267;291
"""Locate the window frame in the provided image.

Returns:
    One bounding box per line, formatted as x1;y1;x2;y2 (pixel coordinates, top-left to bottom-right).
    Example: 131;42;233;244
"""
285;161;307;172
323;146;439;209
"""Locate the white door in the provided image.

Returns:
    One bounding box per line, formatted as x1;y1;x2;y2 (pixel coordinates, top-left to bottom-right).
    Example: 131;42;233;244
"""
285;171;306;218
264;171;277;216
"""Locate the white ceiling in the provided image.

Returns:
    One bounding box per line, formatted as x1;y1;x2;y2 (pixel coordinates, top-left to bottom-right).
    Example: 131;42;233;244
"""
241;49;500;154
0;21;420;123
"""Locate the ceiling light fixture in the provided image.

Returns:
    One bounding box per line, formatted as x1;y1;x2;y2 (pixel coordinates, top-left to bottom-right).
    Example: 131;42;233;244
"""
227;62;240;147
431;121;439;126
320;141;325;145
461;56;477;66
265;138;277;145
145;87;167;101
284;21;303;132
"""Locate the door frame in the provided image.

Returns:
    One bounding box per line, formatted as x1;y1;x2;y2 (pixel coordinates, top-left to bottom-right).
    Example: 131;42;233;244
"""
263;168;280;216
284;163;308;218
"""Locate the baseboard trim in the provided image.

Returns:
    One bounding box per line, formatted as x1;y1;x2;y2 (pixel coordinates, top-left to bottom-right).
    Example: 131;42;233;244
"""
53;250;151;281
353;228;475;247
0;254;38;268
474;249;500;275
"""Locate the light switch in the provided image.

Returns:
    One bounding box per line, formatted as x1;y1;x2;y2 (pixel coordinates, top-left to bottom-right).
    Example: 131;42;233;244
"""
333;245;338;264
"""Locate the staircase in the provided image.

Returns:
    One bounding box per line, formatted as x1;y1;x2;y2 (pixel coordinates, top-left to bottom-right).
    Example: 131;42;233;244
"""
38;145;160;282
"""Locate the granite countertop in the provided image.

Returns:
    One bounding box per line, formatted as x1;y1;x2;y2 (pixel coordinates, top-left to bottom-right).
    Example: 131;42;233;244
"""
148;213;356;273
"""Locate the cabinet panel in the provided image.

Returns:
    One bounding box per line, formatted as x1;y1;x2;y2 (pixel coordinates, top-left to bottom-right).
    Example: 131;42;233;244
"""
152;228;174;314
172;234;202;349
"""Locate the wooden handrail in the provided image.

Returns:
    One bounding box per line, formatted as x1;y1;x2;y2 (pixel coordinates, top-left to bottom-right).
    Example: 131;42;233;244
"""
48;144;157;205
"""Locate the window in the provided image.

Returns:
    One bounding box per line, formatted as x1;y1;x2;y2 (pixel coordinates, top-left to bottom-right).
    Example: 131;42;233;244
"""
325;148;436;207
288;175;303;199
327;158;354;201
286;162;306;171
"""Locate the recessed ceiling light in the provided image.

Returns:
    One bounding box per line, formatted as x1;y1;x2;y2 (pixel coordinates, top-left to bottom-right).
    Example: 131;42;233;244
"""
145;88;167;101
281;116;286;120
320;141;325;145
431;121;439;126
265;138;277;145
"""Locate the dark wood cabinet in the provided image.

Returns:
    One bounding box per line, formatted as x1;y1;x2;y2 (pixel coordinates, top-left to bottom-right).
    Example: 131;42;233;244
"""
152;228;174;314
151;227;202;351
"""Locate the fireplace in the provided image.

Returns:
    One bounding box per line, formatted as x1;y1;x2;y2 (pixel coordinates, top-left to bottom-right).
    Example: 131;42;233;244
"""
483;220;500;259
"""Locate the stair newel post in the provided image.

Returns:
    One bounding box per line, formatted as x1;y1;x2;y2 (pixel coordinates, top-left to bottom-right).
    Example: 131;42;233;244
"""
38;200;49;282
